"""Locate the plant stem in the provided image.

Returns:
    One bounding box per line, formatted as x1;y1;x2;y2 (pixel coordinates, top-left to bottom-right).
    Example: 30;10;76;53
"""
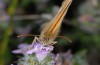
0;0;18;65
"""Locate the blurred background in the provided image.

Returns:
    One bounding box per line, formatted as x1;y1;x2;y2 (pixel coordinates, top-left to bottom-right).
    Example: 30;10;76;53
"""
0;0;100;65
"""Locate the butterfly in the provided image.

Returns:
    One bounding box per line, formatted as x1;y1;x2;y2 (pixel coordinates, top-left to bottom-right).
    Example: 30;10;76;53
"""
18;0;72;46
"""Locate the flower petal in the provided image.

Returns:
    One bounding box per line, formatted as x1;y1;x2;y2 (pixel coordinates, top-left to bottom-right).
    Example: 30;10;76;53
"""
12;49;22;54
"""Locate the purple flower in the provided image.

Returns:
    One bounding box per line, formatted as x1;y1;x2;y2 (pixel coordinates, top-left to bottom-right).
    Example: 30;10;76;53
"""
12;43;30;54
12;41;54;62
29;42;54;62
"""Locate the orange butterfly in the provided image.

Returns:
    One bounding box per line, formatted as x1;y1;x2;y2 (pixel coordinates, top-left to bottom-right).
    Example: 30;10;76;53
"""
18;0;72;46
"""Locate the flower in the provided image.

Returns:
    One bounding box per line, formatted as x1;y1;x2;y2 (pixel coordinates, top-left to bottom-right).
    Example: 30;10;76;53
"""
12;40;54;62
12;43;30;54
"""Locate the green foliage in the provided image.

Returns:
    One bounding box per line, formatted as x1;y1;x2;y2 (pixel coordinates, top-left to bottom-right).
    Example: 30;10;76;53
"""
73;50;88;65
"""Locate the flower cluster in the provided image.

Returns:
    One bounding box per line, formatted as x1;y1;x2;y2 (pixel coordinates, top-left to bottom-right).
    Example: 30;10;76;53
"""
12;37;53;61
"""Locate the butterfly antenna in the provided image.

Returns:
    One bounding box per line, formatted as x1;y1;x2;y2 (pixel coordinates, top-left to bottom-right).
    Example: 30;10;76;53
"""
57;36;72;43
17;34;39;37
